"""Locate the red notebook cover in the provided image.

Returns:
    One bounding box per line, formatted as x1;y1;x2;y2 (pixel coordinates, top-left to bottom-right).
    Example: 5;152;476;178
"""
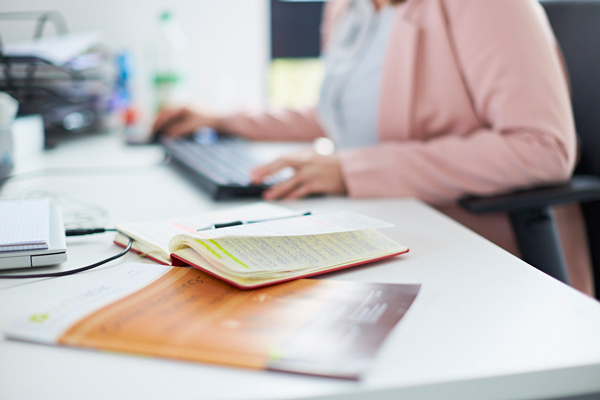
170;248;409;289
115;240;409;289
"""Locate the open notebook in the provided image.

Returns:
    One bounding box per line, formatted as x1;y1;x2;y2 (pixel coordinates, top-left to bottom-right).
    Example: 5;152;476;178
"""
114;203;409;289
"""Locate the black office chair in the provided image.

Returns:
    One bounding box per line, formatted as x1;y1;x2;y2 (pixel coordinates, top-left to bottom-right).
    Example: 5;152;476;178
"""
459;0;600;299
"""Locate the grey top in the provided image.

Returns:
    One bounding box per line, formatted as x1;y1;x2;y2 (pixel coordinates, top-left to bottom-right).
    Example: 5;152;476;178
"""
317;0;395;150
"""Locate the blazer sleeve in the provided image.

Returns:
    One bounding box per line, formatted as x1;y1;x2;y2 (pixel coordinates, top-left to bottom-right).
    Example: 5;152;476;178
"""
218;107;325;142
339;0;577;204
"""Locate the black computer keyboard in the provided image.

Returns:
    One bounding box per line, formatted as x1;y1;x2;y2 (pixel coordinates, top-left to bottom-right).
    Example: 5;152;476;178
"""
160;133;289;200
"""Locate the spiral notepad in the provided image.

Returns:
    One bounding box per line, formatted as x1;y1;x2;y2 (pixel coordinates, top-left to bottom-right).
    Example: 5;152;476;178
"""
0;198;50;252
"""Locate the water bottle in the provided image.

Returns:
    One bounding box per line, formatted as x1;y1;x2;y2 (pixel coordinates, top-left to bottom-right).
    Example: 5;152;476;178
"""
153;11;190;111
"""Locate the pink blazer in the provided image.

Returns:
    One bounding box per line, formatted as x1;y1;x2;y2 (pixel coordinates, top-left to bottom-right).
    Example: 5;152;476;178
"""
220;0;593;295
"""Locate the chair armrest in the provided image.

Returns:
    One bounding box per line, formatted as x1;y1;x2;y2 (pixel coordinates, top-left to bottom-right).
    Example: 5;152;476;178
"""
459;175;600;214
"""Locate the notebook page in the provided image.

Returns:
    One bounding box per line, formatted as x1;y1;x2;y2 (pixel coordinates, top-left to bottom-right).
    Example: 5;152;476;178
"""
194;212;393;239
182;229;406;274
116;203;303;252
0;199;50;252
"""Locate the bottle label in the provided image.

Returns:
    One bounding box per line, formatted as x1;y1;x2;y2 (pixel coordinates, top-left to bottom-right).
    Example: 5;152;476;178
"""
154;73;181;84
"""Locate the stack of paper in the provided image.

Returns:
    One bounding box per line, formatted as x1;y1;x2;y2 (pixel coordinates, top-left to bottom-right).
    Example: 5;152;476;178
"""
0;199;50;252
3;32;102;67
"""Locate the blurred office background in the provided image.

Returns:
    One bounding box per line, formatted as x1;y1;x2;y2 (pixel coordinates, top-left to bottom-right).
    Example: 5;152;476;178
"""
1;0;316;130
0;0;325;121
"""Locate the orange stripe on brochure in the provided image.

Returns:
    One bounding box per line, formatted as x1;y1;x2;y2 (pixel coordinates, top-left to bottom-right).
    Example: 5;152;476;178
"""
57;267;326;370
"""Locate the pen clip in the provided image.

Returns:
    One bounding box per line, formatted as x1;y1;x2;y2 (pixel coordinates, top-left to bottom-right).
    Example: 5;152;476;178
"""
212;221;244;229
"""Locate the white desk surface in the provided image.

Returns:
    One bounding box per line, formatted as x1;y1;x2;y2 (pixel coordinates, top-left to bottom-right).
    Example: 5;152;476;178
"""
1;134;600;400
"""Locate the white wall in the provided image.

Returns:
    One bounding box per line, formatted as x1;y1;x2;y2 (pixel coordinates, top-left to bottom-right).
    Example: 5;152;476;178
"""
0;0;270;124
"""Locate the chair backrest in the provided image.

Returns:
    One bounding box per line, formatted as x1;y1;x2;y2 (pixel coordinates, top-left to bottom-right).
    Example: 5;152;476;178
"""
541;0;600;176
541;0;600;296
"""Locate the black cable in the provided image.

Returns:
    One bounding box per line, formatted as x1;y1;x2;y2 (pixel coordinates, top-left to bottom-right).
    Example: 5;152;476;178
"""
0;236;133;279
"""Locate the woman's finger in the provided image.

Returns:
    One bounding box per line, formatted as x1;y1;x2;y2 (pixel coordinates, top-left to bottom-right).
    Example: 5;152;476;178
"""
251;157;302;184
164;117;201;137
281;182;314;200
263;174;304;200
152;108;185;133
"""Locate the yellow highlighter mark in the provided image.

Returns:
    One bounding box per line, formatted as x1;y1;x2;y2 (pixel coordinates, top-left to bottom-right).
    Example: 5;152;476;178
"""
208;239;249;269
267;347;283;361
194;239;222;259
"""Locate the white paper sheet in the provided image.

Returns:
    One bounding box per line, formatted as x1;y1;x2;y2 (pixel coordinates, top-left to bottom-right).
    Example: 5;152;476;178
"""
0;198;50;252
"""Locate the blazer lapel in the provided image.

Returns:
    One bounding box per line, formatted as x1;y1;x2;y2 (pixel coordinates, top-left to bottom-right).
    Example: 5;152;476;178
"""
378;7;419;142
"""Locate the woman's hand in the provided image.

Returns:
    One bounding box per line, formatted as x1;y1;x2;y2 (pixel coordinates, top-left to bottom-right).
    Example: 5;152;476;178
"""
152;106;222;137
251;149;347;200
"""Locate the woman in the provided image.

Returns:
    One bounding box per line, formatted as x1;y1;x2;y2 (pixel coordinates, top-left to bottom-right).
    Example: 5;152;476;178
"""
153;0;593;295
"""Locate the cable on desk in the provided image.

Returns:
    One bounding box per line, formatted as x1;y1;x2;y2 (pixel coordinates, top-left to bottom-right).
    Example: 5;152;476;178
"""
0;234;133;280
